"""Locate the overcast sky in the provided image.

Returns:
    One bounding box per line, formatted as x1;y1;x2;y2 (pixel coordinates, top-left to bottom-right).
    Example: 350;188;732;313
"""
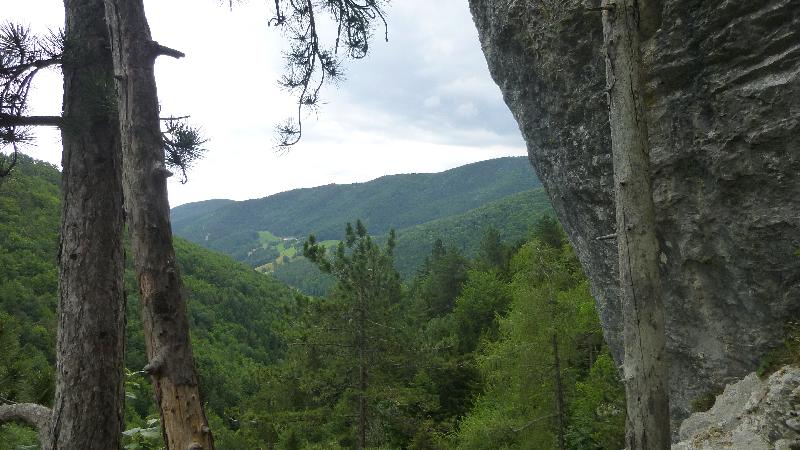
4;0;527;206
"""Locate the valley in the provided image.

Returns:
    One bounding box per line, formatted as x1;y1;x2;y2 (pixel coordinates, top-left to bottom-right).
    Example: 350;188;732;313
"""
0;155;622;449
172;156;553;294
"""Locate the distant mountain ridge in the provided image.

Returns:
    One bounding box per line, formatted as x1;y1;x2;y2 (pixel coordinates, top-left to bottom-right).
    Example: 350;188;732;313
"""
171;156;542;267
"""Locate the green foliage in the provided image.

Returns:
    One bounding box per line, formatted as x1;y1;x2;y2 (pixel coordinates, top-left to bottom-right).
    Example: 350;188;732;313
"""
1;157;625;449
476;226;513;273
455;222;625;450
0;155;299;445
452;270;512;354
269;188;552;295
533;215;565;249
0;312;54;407
172;157;541;268
271;256;335;296
756;321;800;378
0;423;38;450
390;188;553;278
122;417;162;450
411;239;469;318
566;354;626;449
288;222;412;447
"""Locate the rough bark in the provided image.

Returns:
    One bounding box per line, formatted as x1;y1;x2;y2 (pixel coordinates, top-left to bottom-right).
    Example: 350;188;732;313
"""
550;297;566;450
50;0;127;448
357;289;367;450
102;1;214;449
601;0;670;447
0;403;52;447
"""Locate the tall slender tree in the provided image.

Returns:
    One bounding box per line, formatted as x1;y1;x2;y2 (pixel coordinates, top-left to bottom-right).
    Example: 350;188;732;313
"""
304;222;403;449
100;1;391;446
102;1;213;448
0;1;127;448
599;0;670;447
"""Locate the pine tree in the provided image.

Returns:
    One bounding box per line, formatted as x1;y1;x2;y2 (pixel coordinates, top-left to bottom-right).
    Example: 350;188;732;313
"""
303;221;406;449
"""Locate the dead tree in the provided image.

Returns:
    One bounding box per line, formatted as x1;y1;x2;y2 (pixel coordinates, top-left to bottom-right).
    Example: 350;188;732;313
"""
103;1;213;448
599;0;670;447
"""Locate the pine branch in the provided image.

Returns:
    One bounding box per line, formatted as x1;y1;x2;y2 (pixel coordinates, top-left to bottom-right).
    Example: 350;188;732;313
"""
0;58;61;77
0;113;62;127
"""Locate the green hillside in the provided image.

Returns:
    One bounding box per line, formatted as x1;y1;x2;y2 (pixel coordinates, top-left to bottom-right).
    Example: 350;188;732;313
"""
0;156;299;446
171;156;540;265
391;188;553;276
267;188;553;294
1;155;622;449
170;198;235;226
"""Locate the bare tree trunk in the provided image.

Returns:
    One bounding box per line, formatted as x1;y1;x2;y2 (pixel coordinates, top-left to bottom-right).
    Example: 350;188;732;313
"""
357;291;367;450
102;1;213;449
50;0;127;447
549;293;566;450
0;403;52;447
601;0;670;448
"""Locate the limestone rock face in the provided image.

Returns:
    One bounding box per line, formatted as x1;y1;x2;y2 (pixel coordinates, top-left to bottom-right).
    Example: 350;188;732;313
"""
468;0;800;422
672;366;800;450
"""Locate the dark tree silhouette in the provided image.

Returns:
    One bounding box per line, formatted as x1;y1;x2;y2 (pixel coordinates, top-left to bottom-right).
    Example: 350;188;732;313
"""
0;23;62;176
0;23;205;181
270;0;389;147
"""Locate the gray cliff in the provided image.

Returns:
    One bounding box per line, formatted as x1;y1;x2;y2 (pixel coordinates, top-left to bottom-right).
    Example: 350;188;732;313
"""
468;0;800;422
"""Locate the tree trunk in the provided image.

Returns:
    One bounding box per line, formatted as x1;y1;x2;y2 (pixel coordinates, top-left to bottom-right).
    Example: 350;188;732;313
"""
601;0;670;448
550;293;566;450
0;403;52;448
357;290;367;450
50;0;127;447
102;1;214;449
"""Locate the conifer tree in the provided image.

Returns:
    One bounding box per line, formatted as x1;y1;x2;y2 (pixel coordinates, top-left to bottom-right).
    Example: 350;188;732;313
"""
304;221;404;449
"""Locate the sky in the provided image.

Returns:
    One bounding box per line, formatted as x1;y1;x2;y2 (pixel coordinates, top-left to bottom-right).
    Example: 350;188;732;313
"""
4;0;527;206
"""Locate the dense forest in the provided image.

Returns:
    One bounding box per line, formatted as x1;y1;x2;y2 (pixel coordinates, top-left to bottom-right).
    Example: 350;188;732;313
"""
1;155;624;449
170;158;552;295
170;156;540;249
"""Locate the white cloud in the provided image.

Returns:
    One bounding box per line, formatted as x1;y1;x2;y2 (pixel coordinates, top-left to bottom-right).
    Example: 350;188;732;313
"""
423;96;441;108
6;0;529;208
455;102;479;119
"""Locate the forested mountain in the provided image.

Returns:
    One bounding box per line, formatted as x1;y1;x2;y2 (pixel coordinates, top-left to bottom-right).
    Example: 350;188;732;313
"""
268;189;553;295
0;156;299;447
2;155;624;449
170;198;236;226
171;157;549;293
171;156;539;262
390;188;552;276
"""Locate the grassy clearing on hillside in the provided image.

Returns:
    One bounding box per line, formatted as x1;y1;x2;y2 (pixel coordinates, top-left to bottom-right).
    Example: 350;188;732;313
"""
258;230;281;245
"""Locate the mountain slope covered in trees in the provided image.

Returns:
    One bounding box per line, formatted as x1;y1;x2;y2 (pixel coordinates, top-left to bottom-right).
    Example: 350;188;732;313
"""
0;156;299;448
2;155;624;449
268;188;553;295
171;157;549;292
171;156;540;263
